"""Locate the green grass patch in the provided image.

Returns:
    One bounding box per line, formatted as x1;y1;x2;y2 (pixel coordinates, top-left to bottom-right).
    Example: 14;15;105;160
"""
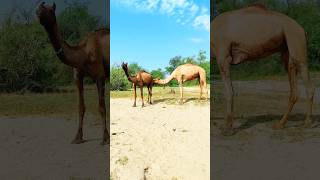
0;85;100;117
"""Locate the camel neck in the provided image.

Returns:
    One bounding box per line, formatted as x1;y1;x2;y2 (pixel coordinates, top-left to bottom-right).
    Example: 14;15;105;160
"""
123;68;137;83
44;23;80;68
45;23;63;53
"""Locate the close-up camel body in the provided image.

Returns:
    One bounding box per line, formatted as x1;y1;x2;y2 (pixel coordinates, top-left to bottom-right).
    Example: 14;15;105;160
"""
154;63;208;103
36;2;109;144
212;4;314;134
121;62;153;107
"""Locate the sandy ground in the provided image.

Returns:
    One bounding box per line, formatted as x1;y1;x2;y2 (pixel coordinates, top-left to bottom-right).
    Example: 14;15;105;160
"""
212;80;320;180
110;98;210;180
0;115;108;180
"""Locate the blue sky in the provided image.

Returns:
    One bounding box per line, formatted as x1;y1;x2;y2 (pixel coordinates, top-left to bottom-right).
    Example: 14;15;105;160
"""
110;0;210;71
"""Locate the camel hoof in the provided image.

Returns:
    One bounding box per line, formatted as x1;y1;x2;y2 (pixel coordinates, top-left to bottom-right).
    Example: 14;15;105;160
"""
272;123;284;130
221;128;236;136
299;122;312;128
100;140;109;145
132;104;136;107
71;138;86;144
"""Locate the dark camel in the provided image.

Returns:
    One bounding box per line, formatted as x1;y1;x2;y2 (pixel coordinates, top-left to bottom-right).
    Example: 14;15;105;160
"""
212;4;314;135
154;63;208;103
37;2;109;144
121;62;153;107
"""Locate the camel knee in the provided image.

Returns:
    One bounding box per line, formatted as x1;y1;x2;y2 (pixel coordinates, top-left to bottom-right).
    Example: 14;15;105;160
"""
99;106;106;114
289;95;298;104
79;106;85;116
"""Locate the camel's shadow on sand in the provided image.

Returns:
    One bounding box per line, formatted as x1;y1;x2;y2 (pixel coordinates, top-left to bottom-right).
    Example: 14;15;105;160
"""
153;97;206;104
212;113;320;134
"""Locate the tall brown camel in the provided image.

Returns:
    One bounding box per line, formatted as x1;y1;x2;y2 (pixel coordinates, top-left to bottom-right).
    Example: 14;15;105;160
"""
36;2;109;145
154;64;208;103
212;4;314;135
121;62;153;107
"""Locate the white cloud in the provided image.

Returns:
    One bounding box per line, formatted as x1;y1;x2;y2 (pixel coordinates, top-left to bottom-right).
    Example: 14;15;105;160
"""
190;37;204;43
193;14;210;31
112;0;209;31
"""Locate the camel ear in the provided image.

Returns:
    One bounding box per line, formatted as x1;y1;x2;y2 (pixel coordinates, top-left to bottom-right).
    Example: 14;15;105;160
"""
52;2;56;11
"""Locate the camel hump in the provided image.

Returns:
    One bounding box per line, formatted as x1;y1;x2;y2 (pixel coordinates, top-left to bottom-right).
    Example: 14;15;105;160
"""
244;4;267;10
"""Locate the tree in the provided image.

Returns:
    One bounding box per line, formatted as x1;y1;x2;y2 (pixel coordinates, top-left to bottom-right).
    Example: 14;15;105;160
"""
110;64;130;91
151;68;165;79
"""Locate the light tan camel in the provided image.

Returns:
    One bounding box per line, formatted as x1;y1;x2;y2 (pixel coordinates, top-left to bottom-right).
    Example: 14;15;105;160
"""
154;64;208;103
37;2;109;144
212;4;314;135
122;63;153;107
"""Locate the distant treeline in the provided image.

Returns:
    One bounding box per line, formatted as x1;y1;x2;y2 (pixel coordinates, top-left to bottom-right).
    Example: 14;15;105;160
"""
0;0;106;92
111;50;210;91
212;0;320;79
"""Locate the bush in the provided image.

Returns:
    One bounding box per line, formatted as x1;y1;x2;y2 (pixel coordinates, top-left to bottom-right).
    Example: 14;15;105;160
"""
110;65;130;91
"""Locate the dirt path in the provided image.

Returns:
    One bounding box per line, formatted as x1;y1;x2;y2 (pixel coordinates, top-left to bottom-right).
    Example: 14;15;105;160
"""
0;116;108;180
110;98;210;180
212;80;320;180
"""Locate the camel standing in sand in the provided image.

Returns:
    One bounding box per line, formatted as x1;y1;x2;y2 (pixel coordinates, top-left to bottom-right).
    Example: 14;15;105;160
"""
154;64;208;103
37;2;109;144
212;5;314;134
122;63;153;107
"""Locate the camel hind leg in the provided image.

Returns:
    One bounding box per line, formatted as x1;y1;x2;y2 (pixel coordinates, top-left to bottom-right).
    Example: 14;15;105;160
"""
285;33;314;127
273;58;298;129
299;64;314;127
199;72;208;100
140;84;144;107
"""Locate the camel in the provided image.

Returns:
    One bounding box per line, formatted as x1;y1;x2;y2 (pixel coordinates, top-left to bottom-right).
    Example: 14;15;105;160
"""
154;64;208;103
36;2;109;145
121;62;153;107
211;4;315;135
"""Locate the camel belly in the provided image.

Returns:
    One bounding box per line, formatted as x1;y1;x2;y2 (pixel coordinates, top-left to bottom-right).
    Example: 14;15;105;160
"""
231;34;285;64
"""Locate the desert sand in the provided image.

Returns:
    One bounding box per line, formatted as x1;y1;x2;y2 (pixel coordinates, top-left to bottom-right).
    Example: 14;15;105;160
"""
0;116;108;180
110;98;210;180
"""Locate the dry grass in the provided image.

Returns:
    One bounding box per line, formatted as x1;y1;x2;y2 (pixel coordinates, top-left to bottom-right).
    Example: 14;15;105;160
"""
111;86;210;105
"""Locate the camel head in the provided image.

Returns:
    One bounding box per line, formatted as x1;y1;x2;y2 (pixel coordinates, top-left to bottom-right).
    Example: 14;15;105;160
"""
36;2;57;28
121;62;128;72
153;78;161;84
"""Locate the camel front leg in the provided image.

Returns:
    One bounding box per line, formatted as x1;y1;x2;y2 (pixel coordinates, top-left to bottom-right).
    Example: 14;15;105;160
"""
97;79;109;145
300;64;315;127
72;72;86;144
179;80;184;104
140;85;144;107
273;62;298;129
132;83;137;107
149;86;153;104
218;57;234;135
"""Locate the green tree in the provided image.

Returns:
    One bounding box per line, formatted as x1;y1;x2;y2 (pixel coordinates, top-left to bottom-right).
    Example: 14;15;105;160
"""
128;63;144;75
110;64;130;91
151;68;165;79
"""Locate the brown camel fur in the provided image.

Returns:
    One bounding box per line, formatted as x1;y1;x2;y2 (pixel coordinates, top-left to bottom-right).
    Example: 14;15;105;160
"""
37;2;109;144
211;4;315;135
154;64;208;103
121;62;153;107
